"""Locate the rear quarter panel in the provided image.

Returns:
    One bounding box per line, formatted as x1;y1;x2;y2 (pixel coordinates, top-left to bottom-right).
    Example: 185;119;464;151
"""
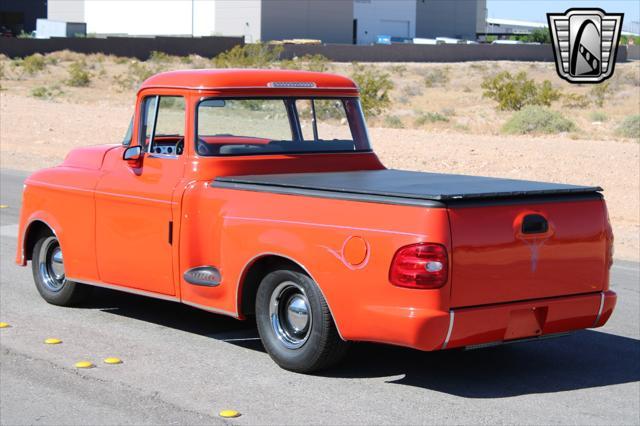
178;183;452;345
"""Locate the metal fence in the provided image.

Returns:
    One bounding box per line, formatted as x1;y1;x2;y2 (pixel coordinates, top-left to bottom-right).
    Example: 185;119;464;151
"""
281;43;629;63
0;36;630;64
0;36;244;60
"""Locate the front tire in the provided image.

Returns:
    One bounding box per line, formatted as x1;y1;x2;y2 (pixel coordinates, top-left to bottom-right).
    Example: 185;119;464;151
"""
255;269;349;373
31;235;92;306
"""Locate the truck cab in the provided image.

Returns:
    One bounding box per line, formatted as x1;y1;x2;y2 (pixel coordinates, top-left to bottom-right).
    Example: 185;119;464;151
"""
17;69;616;373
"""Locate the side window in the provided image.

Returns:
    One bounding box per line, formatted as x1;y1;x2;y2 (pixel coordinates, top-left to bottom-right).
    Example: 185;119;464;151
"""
139;96;185;155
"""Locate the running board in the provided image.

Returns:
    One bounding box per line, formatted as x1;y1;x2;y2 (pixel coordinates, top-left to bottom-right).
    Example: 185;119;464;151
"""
183;266;221;287
464;332;572;351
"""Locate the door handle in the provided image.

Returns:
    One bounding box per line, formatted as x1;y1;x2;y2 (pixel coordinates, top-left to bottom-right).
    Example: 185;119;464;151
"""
521;214;548;235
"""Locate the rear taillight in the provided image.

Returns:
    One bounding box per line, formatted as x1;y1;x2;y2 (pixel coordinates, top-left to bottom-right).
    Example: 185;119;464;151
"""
605;205;614;269
389;243;448;289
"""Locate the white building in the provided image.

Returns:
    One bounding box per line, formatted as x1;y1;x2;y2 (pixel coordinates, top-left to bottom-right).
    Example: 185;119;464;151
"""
46;0;485;43
485;18;546;36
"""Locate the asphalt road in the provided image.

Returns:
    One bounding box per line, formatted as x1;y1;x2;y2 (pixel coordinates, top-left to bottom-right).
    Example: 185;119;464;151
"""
1;169;639;425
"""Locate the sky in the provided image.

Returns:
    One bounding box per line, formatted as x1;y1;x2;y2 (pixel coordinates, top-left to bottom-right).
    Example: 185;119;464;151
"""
487;0;640;33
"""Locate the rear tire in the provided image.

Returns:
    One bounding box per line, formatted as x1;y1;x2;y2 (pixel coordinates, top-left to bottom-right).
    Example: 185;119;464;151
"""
255;269;349;373
31;235;92;306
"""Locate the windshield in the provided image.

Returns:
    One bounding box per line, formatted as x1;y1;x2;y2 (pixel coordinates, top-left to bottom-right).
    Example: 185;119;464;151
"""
196;97;370;156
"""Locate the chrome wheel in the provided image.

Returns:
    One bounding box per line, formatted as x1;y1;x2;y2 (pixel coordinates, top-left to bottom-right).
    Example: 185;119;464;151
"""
37;237;65;292
269;281;312;349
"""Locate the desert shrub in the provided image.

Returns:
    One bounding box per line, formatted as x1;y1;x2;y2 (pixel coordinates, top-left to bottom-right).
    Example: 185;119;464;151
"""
114;56;130;65
562;92;590;109
388;64;407;77
383;115;404;128
21;53;46;75
453;123;470;132
214;43;283;68
30;85;64;100
521;28;551;44
469;63;488;72
297;54;330;72
112;60;156;91
589;82;611;107
424;67;450;88
414;111;449;126
148;50;173;63
350;63;393;116
47;50;84;63
624;70;640;87
66;60;91;87
280;54;330;72
589;111;608;122
481;71;561;110
615;115;640;140
502;106;575;134
441;107;456;117
43;54;59;66
89;53;107;63
129;61;155;81
401;84;423;98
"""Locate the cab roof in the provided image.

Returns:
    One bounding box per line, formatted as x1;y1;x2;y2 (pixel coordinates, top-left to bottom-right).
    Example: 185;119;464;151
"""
140;69;358;93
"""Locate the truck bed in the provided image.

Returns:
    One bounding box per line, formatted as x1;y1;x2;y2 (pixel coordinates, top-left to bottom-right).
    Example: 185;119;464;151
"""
213;170;602;206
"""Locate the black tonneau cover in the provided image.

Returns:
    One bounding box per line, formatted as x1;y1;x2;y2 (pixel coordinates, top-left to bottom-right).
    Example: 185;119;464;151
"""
213;170;602;206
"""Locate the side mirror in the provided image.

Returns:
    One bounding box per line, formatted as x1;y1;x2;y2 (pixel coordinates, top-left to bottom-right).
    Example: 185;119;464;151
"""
123;145;143;166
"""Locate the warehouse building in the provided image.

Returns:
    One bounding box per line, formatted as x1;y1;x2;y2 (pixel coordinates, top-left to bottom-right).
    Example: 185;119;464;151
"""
36;0;485;43
354;0;485;44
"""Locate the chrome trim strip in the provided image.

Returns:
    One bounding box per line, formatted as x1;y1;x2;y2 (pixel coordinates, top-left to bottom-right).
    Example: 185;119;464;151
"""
442;310;455;349
69;277;239;318
237;252;345;341
66;277;180;302
182;300;238;318
593;291;606;327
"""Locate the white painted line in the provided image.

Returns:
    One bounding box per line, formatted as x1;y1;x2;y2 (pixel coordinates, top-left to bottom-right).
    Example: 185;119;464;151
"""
0;224;18;239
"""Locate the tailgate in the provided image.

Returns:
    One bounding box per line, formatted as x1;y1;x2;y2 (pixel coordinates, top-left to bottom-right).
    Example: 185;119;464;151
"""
448;196;610;308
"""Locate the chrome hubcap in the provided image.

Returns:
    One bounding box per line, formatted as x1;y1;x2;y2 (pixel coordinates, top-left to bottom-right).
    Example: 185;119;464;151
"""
269;281;312;349
38;237;65;292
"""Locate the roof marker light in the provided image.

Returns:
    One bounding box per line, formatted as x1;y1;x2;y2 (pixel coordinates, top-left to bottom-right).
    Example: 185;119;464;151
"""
267;81;317;88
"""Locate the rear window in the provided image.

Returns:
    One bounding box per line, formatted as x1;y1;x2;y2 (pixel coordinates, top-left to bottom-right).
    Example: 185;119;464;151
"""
196;97;370;156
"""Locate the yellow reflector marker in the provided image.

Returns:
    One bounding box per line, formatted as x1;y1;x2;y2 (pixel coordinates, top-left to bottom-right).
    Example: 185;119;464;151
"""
44;338;62;344
219;410;241;418
103;357;122;365
74;361;94;369
0;205;7;209
0;322;10;328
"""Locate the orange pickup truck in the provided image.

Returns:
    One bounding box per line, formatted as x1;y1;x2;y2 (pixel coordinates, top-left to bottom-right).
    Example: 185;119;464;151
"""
16;69;616;373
